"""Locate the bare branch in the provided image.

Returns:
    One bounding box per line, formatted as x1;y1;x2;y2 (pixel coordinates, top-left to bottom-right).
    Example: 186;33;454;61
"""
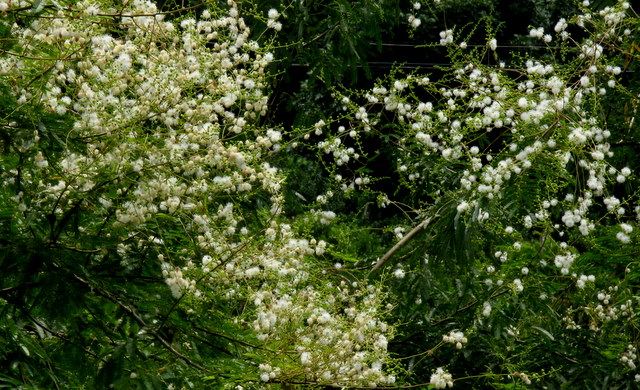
68;271;208;371
370;217;433;273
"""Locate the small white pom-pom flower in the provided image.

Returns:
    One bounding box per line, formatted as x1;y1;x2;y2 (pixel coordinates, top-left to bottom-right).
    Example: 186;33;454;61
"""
617;232;631;243
489;38;497;51
482;302;492;317
430;367;453;389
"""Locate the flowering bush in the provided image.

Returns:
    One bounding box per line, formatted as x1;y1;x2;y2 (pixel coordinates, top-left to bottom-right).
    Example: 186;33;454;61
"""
0;0;396;387
306;0;639;387
0;0;638;388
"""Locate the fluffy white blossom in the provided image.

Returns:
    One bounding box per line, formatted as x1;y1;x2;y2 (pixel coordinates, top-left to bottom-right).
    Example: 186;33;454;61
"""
488;38;497;51
443;330;468;349
430;367;454;388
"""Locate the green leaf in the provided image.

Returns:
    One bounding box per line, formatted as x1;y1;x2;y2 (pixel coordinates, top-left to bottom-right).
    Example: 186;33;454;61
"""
531;326;555;341
30;0;44;13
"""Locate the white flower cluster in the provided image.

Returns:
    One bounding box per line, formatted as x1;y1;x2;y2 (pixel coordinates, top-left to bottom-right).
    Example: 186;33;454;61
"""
554;251;577;275
317;137;360;166
580;285;638;330
161;262;196;298
3;0;279;240
322;7;640;379
617;222;633;243
488;38;497;51
439;29;454;46
482;302;492;317
408;14;422;29
514;372;532;385
576;274;595;289
259;363;281;382
529;26;552;43
430;367;454;388
336;0;638;301
252;279;396;386
408;3;422;28
621;345;638;370
443;330;467;349
266;8;282;31
0;1;398;386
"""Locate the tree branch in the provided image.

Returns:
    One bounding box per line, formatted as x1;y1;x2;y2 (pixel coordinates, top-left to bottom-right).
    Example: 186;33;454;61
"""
67;271;208;371
370;217;433;273
23;311;106;362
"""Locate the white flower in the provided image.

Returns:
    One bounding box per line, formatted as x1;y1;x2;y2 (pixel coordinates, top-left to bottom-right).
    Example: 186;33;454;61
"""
580;76;590;87
267;20;282;31
439;29;454;45
300;351;311;365
394;268;405;279
457;201;470;212
617;232;631;243
489;38;497;51
554;18;568;32
245;267;261;278
267;8;278;19
482;302;492;317
443;330;467;349
529;27;544;38
513;278;524;292
621;223;633;233
430;367;454;389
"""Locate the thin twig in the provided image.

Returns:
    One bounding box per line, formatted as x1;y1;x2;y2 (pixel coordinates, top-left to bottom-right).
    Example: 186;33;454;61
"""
68;271;208;371
429;288;509;327
23;311;106;362
370;217;433;273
